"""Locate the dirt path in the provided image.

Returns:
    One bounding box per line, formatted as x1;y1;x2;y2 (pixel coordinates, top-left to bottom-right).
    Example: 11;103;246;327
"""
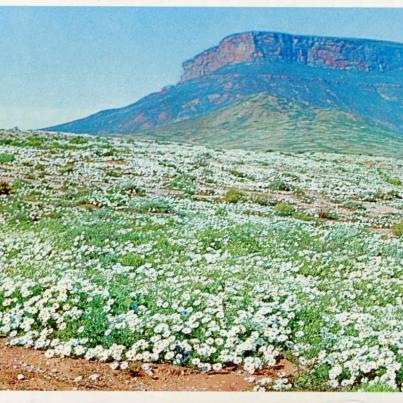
0;338;297;391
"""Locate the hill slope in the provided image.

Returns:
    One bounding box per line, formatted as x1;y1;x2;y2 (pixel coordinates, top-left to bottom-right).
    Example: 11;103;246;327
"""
138;93;403;158
44;31;403;137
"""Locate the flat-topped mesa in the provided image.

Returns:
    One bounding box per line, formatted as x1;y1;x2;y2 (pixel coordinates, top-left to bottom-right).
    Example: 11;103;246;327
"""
180;31;403;81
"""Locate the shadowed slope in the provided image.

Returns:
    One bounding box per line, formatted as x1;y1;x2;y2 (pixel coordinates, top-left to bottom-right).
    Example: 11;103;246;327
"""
136;93;403;158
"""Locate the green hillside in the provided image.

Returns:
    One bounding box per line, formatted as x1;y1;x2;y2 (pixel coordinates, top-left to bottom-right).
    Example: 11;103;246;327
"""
137;93;403;158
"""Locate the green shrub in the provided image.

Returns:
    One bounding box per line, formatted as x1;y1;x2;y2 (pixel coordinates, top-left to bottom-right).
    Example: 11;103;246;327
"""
343;201;365;210
385;176;402;186
106;169;121;178
269;179;291;192
131;199;174;214
120;253;145;268
251;193;275;207
68;135;89;145
0;153;15;164
215;207;228;217
391;222;403;237
378;169;402;186
223;188;247;204
318;209;339;220
229;169;247;179
292;211;313;221
35;163;46;172
169;174;195;195
60;162;75;174
274;202;295;217
362;189;400;202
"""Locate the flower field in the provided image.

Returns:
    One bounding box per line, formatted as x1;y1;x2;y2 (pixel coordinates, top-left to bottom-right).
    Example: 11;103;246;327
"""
0;130;402;391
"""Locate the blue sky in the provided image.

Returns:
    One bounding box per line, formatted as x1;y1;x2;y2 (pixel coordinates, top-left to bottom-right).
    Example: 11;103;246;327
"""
1;7;403;129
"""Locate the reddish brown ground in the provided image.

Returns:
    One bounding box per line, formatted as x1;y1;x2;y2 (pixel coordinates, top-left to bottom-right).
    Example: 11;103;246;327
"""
0;338;297;391
103;160;129;167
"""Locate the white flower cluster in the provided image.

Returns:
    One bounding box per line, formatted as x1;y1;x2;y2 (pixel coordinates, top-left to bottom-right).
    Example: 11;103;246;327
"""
253;374;292;392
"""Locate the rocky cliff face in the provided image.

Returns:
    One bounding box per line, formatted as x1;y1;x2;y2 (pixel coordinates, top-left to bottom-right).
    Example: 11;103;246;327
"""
181;31;403;81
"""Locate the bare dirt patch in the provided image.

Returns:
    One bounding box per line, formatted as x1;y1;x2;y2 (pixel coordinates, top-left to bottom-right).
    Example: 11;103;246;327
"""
103;160;129;167
0;338;297;391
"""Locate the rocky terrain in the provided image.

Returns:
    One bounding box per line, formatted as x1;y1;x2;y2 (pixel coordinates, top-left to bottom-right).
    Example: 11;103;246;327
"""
180;31;403;81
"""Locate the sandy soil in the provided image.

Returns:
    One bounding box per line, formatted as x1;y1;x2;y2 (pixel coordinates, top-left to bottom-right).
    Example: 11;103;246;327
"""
0;338;297;391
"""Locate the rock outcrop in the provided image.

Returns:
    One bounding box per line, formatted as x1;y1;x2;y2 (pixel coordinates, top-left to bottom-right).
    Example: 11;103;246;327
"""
181;31;403;81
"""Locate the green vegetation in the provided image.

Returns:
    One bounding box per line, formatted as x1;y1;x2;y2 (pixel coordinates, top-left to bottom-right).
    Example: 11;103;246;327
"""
130;198;175;214
223;187;247;203
274;201;295;216
318;209;340;220
269;179;292;192
138;93;403;159
392;222;403;237
0;153;15;164
251;193;274;207
0;130;402;392
386;177;402;186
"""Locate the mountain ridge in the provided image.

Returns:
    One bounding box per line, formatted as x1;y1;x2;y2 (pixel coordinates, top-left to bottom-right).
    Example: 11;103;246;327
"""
44;30;403;151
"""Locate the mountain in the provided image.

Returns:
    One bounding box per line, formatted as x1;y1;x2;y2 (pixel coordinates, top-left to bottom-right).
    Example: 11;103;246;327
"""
45;31;403;145
135;93;403;158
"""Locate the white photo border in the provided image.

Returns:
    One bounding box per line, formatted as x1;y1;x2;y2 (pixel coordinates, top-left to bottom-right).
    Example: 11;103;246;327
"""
0;2;402;402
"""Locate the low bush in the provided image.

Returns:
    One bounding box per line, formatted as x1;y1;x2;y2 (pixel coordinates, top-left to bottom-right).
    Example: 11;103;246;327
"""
318;209;339;220
131;199;174;214
0;180;11;195
223;188;247;204
0;153;15;164
385;176;402;186
391;222;403;237
251;193;275;207
274;202;295;217
269;179;292;192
